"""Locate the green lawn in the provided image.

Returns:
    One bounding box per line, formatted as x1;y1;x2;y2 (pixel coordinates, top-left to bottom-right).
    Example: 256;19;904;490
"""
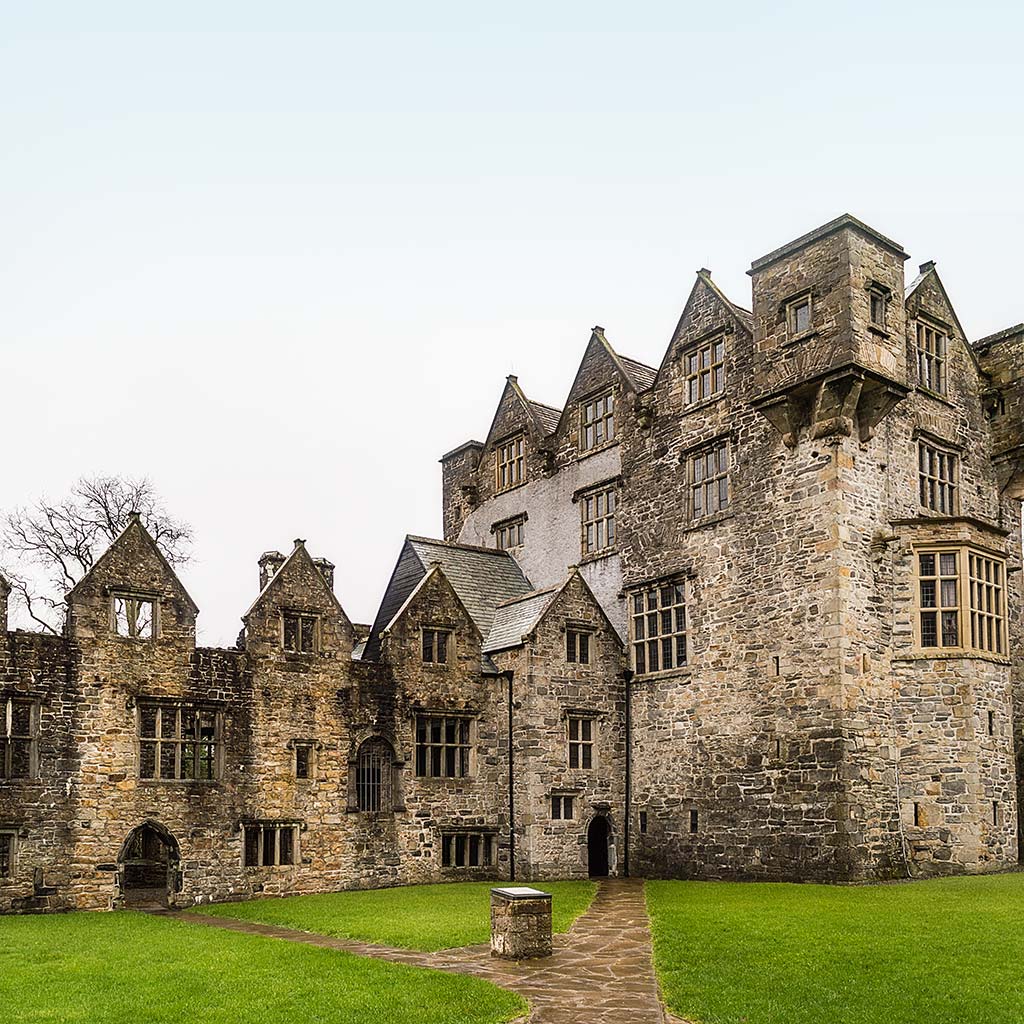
646;874;1024;1024
197;879;596;951
0;910;525;1024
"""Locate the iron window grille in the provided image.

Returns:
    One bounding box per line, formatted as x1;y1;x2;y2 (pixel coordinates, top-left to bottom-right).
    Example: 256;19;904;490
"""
356;737;394;812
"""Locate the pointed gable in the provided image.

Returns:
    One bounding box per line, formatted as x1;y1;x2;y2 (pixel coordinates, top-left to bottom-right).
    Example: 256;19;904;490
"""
483;375;560;449
905;261;983;376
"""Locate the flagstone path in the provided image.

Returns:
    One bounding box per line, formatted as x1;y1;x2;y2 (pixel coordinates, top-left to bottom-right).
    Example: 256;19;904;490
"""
171;877;689;1024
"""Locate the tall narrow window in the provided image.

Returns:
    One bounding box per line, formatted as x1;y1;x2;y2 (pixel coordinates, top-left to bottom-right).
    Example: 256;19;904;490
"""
580;392;615;451
0;831;14;878
113;595;156;639
568;716;594;769
495;435;526;491
684;336;726;405
422;628;451;664
283;612;318;653
138;703;220;781
916;321;948;394
689;441;730;519
1;698;37;779
294;742;313;780
630;582;687;675
415;715;472;777
566;630;591;665
918;441;958;513
689;809;699;834
787;295;812;337
581;486;616;555
356;737;393;812
969;553;1006;656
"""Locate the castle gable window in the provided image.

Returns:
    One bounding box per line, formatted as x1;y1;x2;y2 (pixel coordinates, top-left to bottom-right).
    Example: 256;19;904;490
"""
415;715;471;777
495;435;526;492
422;628;452;664
1;697;38;779
0;831;14;877
356;737;394;813
283;612;318;653
567;715;594;769
566;629;591;665
242;821;299;867
630;582;687;676
441;831;494;868
917;548;1006;656
581;485;616;556
916;320;948;394
684;335;726;405
786;294;812;337
580;391;615;451
113;595;155;640
918;441;958;514
138;702;221;781
688;440;730;520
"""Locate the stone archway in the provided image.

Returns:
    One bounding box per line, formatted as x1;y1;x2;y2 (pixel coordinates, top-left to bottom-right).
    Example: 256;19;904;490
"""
118;821;180;908
587;815;611;877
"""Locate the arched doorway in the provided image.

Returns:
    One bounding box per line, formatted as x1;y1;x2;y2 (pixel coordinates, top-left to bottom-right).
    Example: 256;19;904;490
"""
587;815;610;877
118;821;180;908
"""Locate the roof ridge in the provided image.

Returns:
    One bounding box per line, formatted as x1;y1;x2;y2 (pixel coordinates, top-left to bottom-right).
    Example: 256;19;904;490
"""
494;583;563;608
406;534;519;557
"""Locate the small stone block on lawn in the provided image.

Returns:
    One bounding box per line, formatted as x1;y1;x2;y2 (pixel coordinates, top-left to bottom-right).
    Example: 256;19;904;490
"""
490;887;552;959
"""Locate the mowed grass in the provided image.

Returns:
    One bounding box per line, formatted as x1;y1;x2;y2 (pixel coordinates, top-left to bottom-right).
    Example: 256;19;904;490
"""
198;880;596;951
0;910;525;1024
646;874;1024;1024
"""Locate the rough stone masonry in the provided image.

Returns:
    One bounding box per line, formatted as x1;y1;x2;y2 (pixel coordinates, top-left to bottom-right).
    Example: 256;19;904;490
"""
2;214;1022;912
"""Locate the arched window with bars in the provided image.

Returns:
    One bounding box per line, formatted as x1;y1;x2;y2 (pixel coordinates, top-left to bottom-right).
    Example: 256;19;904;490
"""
355;737;394;813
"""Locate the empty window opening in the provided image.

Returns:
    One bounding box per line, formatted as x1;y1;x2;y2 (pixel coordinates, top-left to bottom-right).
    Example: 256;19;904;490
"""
568;716;594;770
1;697;37;779
294;743;313;780
113;595;155;639
988;711;995;737
913;802;923;827
415;715;471;777
283;612;318;653
442;832;493;868
566;630;592;665
243;823;298;867
551;794;575;820
422;628;451;664
772;656;781;676
139;703;220;781
0;831;14;878
993;802;999;826
689;809;699;834
639;811;648;834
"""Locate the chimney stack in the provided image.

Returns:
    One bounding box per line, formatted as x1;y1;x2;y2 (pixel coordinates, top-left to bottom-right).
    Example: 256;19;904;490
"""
258;551;286;592
313;557;335;593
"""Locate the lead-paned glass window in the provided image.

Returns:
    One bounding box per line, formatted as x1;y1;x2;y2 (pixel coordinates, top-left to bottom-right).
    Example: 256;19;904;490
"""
495;518;525;550
441;831;494;867
581;486;616;555
630;582;687;675
566;630;591;665
568;716;594;769
283;612;318;653
1;697;37;779
496;435;526;491
139;703;220;780
552;794;575;819
969;553;1006;656
689;441;730;519
788;295;812;336
918;442;958;514
415;715;471;777
918;551;961;648
916;321;948;394
422;628;451;664
684;336;726;405
581;392;615;451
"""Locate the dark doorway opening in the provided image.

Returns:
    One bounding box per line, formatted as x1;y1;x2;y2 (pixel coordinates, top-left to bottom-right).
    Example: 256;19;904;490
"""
119;822;179;908
587;815;610;877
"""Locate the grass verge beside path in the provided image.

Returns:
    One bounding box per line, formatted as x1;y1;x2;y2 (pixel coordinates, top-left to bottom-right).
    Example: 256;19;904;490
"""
0;910;525;1024
198;879;596;951
646;874;1024;1024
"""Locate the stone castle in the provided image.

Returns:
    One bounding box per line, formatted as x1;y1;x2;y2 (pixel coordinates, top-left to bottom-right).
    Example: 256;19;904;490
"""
2;214;1022;912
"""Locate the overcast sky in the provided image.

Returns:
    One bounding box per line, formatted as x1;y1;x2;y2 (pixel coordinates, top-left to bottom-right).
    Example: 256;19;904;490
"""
2;2;1022;645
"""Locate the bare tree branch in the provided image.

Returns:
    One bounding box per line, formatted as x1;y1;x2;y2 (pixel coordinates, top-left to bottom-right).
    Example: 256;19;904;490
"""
0;475;192;633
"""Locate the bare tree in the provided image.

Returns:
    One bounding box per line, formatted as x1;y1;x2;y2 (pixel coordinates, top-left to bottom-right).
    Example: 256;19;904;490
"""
0;476;192;634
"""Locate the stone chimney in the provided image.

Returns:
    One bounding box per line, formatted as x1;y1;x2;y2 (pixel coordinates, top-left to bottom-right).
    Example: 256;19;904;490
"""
258;551;286;592
0;574;9;634
313;557;335;592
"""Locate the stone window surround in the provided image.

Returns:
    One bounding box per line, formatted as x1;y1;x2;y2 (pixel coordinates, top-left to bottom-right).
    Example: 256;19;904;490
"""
1;695;40;780
573;476;621;561
681;331;727;407
136;700;224;783
347;734;404;814
491;511;528;550
781;288;815;344
550;791;579;820
910;542;1008;658
109;588;161;641
627;575;690;678
281;609;320;654
917;435;960;515
286;738;321;781
414;712;475;779
914;313;951;397
579;387;616;453
421;625;454;666
565;623;595;665
440;828;496;869
494;432;527;493
866;279;892;335
0;827;19;878
564;709;600;771
684;435;731;522
241;819;303;868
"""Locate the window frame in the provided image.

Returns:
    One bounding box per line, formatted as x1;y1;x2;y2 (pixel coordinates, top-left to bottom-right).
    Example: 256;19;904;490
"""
493;515;526;550
293;741;315;781
580;485;617;556
137;701;223;782
580;390;615;452
629;580;688;677
566;629;592;665
495;434;526;492
915;318;949;395
567;714;596;770
354;736;395;814
683;334;727;406
421;627;453;665
918;439;959;514
1;697;39;780
913;545;1008;657
282;610;320;654
0;829;15;878
111;591;159;640
440;830;495;869
687;439;730;521
868;285;889;330
242;821;301;868
551;793;576;820
786;293;813;338
414;714;473;778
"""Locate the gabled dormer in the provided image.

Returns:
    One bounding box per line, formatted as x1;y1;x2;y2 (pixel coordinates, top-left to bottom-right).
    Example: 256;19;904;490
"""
65;514;198;647
242;539;353;661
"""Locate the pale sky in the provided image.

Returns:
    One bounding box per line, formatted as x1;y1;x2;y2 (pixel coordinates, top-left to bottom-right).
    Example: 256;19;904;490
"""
2;2;1022;645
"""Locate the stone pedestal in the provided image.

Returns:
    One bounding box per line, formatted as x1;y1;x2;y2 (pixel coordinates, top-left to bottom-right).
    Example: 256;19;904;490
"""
490;886;552;959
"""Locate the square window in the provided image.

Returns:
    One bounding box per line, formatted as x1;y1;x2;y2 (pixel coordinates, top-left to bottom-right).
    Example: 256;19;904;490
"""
283;612;318;653
113;595;155;639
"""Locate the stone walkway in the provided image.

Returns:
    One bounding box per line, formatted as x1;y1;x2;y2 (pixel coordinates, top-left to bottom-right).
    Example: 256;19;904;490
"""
171;877;687;1024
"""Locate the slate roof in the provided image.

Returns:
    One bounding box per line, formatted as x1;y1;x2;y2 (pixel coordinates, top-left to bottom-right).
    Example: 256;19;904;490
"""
729;303;754;332
528;400;562;435
483;585;561;653
619;355;658;392
362;536;533;661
